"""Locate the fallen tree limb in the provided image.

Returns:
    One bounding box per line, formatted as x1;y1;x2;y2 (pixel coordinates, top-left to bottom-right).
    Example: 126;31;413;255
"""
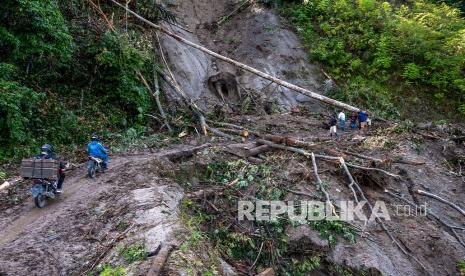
340;150;383;163
338;157;361;203
158;143;212;160
206;125;242;142
0;177;22;192
311;153;336;215
344;163;401;179
147;244;174;276
82;223;134;275
154;30;209;136
109;0;361;112
394;159;426;165
417;189;465;217
217;0;252;26
138;70;173;133
256;139;401;178
335;158;431;275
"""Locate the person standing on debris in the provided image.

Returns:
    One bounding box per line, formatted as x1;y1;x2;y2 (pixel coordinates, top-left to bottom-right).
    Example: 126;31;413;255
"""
34;144;66;194
358;110;368;130
338;110;346;131
329;116;338;138
350;112;358;130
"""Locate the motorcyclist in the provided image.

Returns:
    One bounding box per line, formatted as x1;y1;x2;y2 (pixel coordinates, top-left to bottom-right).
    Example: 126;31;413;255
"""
87;134;109;171
34;144;66;194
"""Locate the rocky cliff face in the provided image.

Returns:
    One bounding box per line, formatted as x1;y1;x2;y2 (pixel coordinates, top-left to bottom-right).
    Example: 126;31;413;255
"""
159;0;325;111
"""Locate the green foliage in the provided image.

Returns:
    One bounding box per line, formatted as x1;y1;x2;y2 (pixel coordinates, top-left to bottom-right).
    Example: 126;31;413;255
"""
136;0;177;23
294;256;321;275
99;264;126;276
0;73;44;159
393;120;414;134
457;259;465;275
206;159;258;187
91;32;152;119
0;171;6;182
0;0;74;66
0;0;160;161
284;0;465;119
118;243;147;264
309;220;356;245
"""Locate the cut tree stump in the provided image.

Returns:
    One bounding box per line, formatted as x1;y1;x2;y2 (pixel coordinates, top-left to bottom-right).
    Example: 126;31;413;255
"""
147;244;174;276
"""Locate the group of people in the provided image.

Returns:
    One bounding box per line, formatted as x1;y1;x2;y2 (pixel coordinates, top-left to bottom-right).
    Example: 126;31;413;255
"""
329;110;370;138
33;134;109;193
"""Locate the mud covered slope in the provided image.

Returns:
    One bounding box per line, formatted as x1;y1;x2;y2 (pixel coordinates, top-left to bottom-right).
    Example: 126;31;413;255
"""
159;0;325;110
1;115;465;275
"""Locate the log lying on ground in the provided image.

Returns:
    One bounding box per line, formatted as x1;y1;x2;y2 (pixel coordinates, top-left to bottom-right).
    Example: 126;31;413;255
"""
417;189;465;217
311;153;336;215
0;177;22;192
109;0;361;113
256;139;401;179
224;143;271;158
341;150;383;163
158;144;212;160
147;244;174;276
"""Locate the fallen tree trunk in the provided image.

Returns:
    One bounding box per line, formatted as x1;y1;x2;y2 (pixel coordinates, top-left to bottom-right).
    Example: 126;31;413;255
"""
147;244;174;276
256;139;401;179
417;189;465;217
109;0;361;113
158;144;212;160
0;177;22;192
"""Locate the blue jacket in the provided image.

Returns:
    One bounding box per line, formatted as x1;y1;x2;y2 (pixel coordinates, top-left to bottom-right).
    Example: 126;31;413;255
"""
87;141;108;159
358;111;368;123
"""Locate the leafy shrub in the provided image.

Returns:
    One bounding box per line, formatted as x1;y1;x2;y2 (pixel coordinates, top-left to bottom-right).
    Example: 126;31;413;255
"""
118;243;147;264
99;264;126;276
0;0;159;161
284;0;465;119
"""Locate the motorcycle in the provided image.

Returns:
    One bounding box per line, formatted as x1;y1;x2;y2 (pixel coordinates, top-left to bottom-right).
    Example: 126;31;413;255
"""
30;178;59;208
87;156;105;178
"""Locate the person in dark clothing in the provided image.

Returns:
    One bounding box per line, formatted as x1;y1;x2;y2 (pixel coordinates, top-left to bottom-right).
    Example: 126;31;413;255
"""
350;112;358;130
34;144;66;193
329;117;338;138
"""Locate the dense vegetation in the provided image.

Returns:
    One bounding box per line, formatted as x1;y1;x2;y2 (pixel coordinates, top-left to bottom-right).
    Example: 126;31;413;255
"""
1;0;464;160
283;0;465;119
0;0;163;161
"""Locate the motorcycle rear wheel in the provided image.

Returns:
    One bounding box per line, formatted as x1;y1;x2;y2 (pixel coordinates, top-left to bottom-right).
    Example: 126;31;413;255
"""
88;164;96;178
34;194;47;208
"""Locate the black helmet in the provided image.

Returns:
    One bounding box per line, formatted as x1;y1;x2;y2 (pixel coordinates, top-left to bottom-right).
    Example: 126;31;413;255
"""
91;134;99;141
41;144;52;154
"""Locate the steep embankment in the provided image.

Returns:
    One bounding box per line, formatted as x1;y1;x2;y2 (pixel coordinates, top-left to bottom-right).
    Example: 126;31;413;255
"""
1;1;465;275
159;0;325;110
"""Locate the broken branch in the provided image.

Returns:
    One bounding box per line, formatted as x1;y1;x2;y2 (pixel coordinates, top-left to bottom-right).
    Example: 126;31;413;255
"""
417;189;465;217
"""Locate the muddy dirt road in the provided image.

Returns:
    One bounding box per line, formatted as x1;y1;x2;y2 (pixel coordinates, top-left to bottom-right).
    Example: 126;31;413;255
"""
0;147;192;275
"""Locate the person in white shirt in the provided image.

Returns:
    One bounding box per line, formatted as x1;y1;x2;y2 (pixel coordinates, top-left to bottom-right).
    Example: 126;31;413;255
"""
338;111;346;131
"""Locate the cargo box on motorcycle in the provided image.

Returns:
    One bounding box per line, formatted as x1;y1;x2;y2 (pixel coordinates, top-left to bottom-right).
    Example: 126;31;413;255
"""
21;159;58;180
